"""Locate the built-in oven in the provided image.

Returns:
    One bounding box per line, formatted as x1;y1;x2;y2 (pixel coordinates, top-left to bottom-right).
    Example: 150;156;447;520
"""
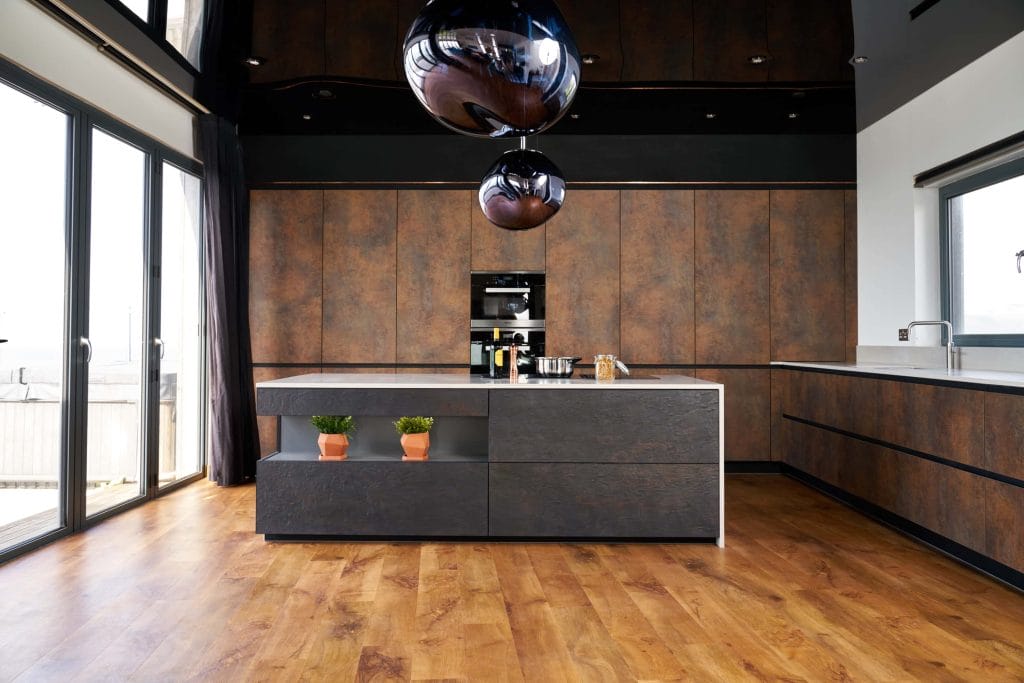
470;272;545;376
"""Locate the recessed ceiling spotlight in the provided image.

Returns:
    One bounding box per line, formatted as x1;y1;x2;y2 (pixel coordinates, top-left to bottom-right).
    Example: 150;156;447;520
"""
705;112;717;120
581;53;600;65
243;56;266;66
747;54;770;65
851;55;869;64
302;113;312;120
570;113;581;120
313;88;335;100
787;112;800;119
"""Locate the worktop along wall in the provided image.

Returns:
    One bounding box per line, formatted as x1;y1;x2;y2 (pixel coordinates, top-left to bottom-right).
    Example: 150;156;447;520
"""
857;28;1024;349
249;189;857;459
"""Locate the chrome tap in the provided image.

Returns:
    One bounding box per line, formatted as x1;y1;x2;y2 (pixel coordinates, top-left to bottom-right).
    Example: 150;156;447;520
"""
903;320;956;371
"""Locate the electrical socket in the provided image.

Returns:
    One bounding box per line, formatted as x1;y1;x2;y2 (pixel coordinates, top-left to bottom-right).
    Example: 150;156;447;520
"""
898;328;909;341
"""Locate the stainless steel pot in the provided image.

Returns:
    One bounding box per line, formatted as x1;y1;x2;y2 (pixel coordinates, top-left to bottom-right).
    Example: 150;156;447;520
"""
535;356;582;378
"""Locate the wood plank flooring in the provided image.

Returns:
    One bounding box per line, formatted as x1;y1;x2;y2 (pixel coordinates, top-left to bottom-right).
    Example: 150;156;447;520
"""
1;474;1022;681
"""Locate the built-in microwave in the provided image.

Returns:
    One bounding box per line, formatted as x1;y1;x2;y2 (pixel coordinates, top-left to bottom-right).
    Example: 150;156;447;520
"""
470;272;545;325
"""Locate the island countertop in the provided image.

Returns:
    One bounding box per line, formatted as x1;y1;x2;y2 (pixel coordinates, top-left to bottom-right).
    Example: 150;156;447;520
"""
256;372;723;391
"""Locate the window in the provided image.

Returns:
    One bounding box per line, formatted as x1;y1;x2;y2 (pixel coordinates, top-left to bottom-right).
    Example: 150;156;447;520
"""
109;0;205;70
941;158;1024;346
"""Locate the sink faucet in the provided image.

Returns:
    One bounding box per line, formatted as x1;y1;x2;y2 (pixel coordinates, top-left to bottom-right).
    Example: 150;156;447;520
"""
903;320;956;371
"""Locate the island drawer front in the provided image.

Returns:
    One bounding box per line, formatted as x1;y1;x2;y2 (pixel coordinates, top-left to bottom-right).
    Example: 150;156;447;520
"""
257;388;488;417
488;389;719;463
489;463;719;538
256;460;488;536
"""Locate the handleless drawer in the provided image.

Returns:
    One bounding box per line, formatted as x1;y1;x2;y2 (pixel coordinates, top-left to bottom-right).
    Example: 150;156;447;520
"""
488;389;719;463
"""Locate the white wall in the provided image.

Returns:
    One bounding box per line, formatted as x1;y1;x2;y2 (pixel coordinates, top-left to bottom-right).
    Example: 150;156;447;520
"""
0;0;196;158
857;29;1024;348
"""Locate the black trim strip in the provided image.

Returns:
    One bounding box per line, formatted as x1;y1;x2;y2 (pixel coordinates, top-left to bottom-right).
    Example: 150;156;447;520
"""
782;414;1024;490
914;129;1024;186
775;363;1024;397
725;461;783;474
253;362;777;370
265;534;717;543
249;181;857;191
909;0;944;21
782;464;1024;592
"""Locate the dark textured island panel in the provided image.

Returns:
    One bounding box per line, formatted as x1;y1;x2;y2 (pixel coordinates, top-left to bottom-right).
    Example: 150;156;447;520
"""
257;387;489;417
256;456;487;536
489;463;719;537
488;389;719;463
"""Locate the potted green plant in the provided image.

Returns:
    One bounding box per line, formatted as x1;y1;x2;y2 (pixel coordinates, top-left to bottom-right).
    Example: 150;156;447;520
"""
394;416;434;461
310;415;356;460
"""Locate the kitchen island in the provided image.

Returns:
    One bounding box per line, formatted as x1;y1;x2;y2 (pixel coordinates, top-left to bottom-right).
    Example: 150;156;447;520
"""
256;373;724;545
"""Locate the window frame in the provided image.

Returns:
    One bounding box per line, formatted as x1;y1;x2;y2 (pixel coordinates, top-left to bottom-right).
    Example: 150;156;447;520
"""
104;0;204;74
939;156;1024;348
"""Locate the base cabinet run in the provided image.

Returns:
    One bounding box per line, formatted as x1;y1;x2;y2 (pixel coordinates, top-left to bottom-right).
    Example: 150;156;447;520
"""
777;368;1024;583
255;382;722;541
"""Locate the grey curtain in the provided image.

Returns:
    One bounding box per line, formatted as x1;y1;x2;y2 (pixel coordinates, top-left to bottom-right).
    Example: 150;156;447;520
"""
198;114;259;485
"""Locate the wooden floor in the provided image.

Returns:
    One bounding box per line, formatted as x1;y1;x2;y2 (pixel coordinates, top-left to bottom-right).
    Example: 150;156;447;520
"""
0;475;1022;682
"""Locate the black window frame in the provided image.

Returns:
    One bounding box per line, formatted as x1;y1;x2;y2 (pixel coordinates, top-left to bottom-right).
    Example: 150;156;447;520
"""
939;156;1024;348
0;56;207;565
103;0;204;75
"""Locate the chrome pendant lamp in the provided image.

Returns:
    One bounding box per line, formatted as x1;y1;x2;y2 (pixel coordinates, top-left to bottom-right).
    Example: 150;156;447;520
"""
479;137;565;230
403;0;578;229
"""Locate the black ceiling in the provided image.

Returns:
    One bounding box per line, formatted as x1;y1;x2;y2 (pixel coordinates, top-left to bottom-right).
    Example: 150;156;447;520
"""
239;0;857;136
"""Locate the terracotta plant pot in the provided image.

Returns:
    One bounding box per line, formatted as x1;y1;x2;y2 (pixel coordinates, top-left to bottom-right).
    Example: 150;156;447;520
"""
318;433;349;460
400;432;430;461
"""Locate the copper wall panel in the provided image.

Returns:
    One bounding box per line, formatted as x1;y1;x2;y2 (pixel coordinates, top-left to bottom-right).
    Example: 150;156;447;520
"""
986;479;1024;571
545;190;620;360
249;0;326;83
396;190;472;364
693;0;769;81
844;190;858;362
769;190;846;361
767;0;853;82
696;369;770;461
326;0;401;80
621;190;695;364
620;0;694;80
323;190;398;364
470;203;546;272
694;190;770;363
984;393;1024;481
555;0;623;81
250;191;324;364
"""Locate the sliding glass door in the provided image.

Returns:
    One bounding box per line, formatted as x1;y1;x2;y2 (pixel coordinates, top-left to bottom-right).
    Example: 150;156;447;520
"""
0;81;70;553
85;129;149;517
158;164;204;487
0;61;206;560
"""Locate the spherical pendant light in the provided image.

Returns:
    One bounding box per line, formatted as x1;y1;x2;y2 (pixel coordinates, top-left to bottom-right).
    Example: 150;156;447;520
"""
479;145;565;230
403;0;580;138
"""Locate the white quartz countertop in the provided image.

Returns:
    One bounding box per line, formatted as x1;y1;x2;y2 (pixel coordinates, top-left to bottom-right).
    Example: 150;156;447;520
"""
257;372;722;390
772;361;1024;390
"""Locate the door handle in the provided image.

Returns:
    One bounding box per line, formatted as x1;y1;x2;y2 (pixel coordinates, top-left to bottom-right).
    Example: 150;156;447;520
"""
153;338;165;359
1016;249;1024;273
79;337;92;362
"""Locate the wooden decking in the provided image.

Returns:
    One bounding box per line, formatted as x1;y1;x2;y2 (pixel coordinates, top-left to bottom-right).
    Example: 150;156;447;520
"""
0;474;1022;681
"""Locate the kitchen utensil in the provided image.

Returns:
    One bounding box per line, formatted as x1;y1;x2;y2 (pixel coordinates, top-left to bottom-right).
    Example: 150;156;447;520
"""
535;356;582;378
